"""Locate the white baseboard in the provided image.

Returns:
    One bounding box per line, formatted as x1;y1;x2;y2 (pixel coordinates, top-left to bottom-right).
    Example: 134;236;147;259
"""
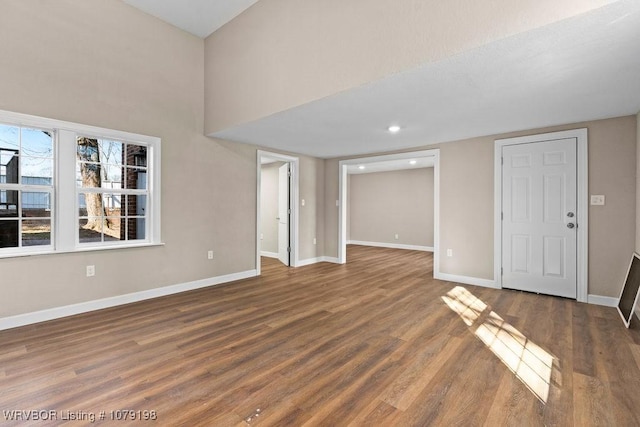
587;294;618;307
260;251;279;259
348;240;433;252
0;269;258;331
321;256;342;264
434;272;499;289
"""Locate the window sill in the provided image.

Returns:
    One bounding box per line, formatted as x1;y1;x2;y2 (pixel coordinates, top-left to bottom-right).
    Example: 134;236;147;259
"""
0;242;165;259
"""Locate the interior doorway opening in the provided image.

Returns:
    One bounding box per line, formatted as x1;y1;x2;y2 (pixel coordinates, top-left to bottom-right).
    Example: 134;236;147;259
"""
338;149;440;276
256;151;299;275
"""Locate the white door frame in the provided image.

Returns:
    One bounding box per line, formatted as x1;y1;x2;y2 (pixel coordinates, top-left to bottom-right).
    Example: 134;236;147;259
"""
338;149;440;276
257;150;300;275
494;129;588;302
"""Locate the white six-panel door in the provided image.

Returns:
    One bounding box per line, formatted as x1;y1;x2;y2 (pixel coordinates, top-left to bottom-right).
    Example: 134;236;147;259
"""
502;138;578;298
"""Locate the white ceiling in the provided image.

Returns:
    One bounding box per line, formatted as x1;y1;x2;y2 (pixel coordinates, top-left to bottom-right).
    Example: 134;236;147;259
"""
212;0;640;159
123;0;259;38
347;157;434;175
123;1;640;160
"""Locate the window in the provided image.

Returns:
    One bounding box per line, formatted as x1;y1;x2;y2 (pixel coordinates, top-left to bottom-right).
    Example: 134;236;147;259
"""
0;110;160;257
76;137;149;245
0;124;54;251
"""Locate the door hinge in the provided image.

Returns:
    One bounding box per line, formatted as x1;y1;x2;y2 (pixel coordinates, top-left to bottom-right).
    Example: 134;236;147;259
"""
501;267;503;275
288;170;291;177
501;212;503;220
501;157;504;165
287;247;291;253
287;208;291;214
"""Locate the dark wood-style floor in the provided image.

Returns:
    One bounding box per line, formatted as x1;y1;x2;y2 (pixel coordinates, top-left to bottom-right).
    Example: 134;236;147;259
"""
2;245;640;426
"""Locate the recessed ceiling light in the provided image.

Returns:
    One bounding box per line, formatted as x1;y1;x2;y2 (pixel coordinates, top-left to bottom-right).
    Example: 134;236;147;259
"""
409;160;417;165
388;125;401;133
358;165;365;170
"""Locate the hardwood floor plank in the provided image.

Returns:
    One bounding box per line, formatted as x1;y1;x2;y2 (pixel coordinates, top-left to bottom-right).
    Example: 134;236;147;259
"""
380;335;463;411
483;374;540;427
347;399;402;426
572;372;615;426
590;315;640;426
1;246;639;426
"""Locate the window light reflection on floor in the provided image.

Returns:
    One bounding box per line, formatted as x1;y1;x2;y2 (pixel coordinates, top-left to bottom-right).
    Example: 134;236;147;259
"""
442;286;555;403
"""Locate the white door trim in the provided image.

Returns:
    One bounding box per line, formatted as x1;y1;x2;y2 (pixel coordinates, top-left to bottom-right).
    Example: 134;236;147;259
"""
494;129;588;302
338;149;440;279
257;150;300;275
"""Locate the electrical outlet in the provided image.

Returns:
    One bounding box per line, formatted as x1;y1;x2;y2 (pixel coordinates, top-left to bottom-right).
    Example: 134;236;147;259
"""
590;195;605;206
207;250;214;260
301;199;305;206
86;265;95;277
394;234;399;240
260;233;264;240
447;249;453;257
313;237;317;245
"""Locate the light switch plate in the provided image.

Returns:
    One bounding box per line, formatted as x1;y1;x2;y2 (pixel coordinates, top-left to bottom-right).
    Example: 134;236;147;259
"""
590;195;605;206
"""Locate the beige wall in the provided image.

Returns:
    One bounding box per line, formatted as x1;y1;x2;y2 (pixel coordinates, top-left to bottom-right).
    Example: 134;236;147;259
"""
324;160;340;259
260;162;285;254
0;1;327;318
637;111;640;253
325;116;637;298
204;0;614;134
636;111;639;317
0;1;321;319
587;116;637;297
348;169;434;247
299;156;325;260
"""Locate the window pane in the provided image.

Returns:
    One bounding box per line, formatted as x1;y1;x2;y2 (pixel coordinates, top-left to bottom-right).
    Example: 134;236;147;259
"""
103;165;123;189
125;168;147;190
125;194;146;217
76;162;102;188
22;219;51;246
22;192;50;217
79;218;102;243
0;190;18;217
103;193;123;217
99;140;123;166
1;149;19;184
79;193;104;218
0;220;19;248
104;217;122;241
127;217;146;241
0;124;19;150
21;157;53;181
125;144;147;167
77;137;100;162
21;128;53;158
78;193;87;217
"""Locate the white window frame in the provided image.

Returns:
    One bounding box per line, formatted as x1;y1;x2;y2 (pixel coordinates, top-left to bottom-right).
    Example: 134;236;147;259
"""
0;109;161;258
0;124;55;255
74;134;151;248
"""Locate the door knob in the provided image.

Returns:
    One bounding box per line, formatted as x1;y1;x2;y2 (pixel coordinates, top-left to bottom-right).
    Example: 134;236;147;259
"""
567;212;575;218
567;223;575;229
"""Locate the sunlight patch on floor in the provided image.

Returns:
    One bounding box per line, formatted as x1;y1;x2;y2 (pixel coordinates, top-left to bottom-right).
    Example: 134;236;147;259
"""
442;286;555;403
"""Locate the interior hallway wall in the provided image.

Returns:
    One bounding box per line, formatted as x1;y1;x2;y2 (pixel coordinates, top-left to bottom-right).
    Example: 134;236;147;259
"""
348;168;434;248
